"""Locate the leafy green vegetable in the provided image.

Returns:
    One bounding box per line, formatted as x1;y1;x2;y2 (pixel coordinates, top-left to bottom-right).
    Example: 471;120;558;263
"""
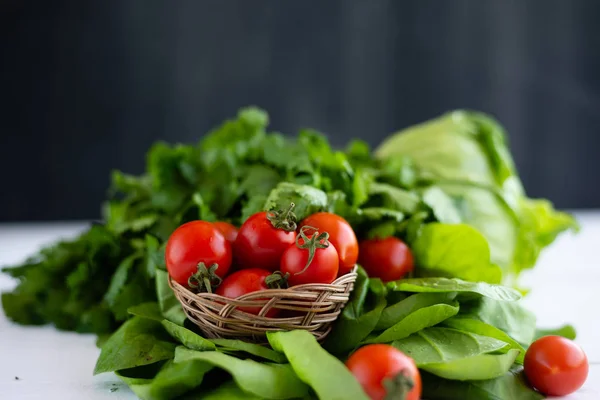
424;349;520;381
392;327;515;380
186;381;263;400
388;277;521;302
392;327;509;364
412;223;502;284
377;292;457;330
534;324;577;341
375;110;577;281
366;182;421;214
458;297;536;346
174;347;309;399
155;269;186;326
268;330;369;400
118;359;214;400
94;316;177;374
128;302;217;352
367;302;459;344
323;268;387;355
420;187;462;224
2;225;122;332
421;366;544;400
264;182;328;221
209;338;286;363
0;107;578;399
515;199;580;280
443;317;526;364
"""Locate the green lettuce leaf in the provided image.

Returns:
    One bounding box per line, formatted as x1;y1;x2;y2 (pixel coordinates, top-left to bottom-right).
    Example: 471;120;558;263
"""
375;110;578;282
411;223;502;284
392;327;515;381
421;366;544;399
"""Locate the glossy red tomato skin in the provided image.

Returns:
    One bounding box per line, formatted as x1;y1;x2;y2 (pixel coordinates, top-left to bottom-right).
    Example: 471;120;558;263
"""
213;221;238;243
280;242;339;286
300;213;358;275
165;221;232;286
233;212;296;272
346;344;421;400
215;268;279;317
524;336;588;396
358;237;414;282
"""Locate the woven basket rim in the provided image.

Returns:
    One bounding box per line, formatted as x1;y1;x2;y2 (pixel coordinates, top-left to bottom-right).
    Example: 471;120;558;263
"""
169;267;357;300
168;266;358;342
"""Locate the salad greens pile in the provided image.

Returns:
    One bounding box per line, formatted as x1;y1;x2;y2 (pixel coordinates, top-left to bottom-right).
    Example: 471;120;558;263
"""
2;107;578;399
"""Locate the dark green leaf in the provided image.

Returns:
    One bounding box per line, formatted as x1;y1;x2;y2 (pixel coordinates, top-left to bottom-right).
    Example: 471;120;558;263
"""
458;297;536;347
267;330;369;400
264;182;328;221
163;321;217;352
421;366;544;400
238;165;282;197
323;268;386;355
155;269;186;326
241;195;268;222
367;302;459;344
377;292;457;330
351;168;373;207
443;317;526;364
118;359;213;400
392;327;515;380
144;235;163;278
209;338;286;363
184;381;263;400
388;277;521;302
174;347;309;399
128;303;217;352
367;182;421;214
94;316;176;374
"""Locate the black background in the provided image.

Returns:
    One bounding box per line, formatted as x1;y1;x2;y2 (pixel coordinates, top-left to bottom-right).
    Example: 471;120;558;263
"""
2;1;599;222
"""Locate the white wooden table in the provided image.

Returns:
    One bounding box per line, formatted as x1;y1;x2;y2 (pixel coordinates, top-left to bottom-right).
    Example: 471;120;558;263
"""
1;214;599;400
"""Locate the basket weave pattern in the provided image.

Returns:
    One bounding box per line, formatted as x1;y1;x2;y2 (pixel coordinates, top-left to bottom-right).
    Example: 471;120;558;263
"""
169;268;357;343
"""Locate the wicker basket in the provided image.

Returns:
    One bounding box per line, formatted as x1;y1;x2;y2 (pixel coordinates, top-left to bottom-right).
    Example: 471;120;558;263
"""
168;267;357;343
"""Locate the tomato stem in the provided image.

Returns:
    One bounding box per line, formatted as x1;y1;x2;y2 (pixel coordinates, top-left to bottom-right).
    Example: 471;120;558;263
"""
267;202;297;232
293;225;330;276
265;271;289;289
188;263;223;293
382;369;414;400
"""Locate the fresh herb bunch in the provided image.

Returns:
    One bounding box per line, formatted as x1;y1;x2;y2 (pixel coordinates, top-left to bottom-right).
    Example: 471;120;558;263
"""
1;107;579;399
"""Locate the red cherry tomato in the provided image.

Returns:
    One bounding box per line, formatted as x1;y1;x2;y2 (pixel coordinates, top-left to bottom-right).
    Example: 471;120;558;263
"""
213;221;238;243
524;335;588;396
165;221;232;287
300;212;358;275
233;211;296;271
280;228;339;286
215;268;279;317
358;237;414;282
346;344;421;400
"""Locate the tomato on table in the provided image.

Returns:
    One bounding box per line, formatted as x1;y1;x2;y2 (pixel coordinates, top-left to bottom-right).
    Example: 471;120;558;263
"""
524;335;588;396
213;221;238;243
233;207;297;272
280;226;339;286
165;220;232;289
300;212;358;276
346;344;421;400
215;268;280;317
358;237;414;282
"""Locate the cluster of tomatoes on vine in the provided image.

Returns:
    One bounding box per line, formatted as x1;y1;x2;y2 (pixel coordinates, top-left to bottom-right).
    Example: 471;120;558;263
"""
165;203;415;316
